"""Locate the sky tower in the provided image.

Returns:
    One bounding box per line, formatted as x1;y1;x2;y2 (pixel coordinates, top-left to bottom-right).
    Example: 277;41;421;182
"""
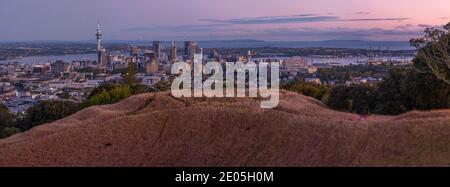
96;19;102;51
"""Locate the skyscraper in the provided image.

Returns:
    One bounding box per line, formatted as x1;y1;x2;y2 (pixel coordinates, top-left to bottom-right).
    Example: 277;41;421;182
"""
98;48;107;68
146;59;159;74
191;42;199;55
153;41;161;59
145;50;157;61
184;41;191;57
171;41;177;63
184;41;199;60
130;46;139;57
96;19;102;51
51;60;70;75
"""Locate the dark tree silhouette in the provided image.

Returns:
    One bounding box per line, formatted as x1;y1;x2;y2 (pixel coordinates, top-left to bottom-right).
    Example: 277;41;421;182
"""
410;22;450;84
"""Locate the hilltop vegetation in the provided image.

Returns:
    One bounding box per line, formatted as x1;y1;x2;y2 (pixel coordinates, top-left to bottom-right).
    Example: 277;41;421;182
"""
286;23;450;115
0;91;448;167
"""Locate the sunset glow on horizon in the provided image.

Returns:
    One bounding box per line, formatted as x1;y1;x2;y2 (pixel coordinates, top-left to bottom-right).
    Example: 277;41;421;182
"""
0;0;449;41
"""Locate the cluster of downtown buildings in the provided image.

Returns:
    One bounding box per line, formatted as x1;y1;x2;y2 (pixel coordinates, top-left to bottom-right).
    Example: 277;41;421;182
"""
0;22;413;114
0;23;254;114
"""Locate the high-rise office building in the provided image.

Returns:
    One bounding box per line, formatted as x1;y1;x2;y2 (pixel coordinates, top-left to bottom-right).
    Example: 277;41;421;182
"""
146;59;159;74
145;51;157;61
153;41;161;59
130;46;139;57
184;41;191;57
171;41;177;63
98;48;107;68
51;60;70;74
184;41;199;60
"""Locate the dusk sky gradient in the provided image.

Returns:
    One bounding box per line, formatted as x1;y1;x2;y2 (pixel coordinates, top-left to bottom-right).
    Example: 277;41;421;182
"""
0;0;449;41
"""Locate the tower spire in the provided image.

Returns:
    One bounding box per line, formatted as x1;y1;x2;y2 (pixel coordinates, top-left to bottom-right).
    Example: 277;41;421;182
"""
96;17;102;51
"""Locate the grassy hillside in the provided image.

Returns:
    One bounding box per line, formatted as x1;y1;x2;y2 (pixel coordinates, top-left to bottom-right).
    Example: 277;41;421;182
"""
0;91;448;167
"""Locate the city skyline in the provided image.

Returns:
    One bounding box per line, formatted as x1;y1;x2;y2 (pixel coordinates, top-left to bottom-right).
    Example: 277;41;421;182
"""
0;0;449;41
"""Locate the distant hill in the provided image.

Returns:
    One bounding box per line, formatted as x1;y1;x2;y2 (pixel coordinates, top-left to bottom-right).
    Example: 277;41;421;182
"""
0;91;448;167
1;40;413;50
126;40;413;50
203;40;412;50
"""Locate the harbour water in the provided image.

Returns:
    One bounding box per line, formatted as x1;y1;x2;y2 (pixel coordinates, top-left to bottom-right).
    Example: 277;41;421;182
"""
0;53;98;64
0;53;414;66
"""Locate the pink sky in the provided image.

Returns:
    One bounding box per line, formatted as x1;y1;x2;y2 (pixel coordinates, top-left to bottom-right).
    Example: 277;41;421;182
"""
0;0;449;41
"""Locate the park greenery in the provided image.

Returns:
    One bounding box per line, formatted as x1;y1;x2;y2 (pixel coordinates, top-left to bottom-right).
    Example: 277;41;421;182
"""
286;66;450;115
286;23;450;115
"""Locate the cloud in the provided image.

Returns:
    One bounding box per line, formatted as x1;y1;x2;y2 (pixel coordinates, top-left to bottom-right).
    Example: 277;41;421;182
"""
183;27;423;41
258;27;422;39
138;26;424;41
200;14;338;24
121;13;416;41
123;24;229;32
201;14;410;25
417;24;430;27
354;12;371;15
341;18;409;22
395;24;415;29
416;23;448;30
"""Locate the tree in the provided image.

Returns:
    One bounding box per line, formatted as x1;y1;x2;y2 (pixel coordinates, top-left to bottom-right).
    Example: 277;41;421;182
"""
327;86;354;112
375;68;411;115
17;101;81;131
153;78;175;92
403;69;450;110
85;85;132;106
122;63;140;85
0;127;21;139
88;82;118;99
57;92;71;100
131;84;158;95
327;84;378;114
286;80;330;102
410;22;450;84
109;86;132;103
0;104;14;130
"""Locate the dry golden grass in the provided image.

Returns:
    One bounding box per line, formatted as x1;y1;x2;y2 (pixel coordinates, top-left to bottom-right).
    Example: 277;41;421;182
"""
0;91;448;167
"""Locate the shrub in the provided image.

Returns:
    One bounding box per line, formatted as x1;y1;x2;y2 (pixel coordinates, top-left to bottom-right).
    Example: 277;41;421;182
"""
286;80;330;101
327;84;378;115
0;127;21;139
85;85;132;106
0;104;14;130
17;101;81;131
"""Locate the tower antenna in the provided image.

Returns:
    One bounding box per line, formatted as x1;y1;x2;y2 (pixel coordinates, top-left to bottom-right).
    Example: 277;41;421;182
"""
96;17;103;51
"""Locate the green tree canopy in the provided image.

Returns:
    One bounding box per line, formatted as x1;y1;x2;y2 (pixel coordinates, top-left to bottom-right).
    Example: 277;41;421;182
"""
374;68;411;115
410;22;450;84
285;80;330;102
122;63;140;85
85;85;132;106
0;104;14;130
327;84;378;115
0;127;21;139
17;101;81;131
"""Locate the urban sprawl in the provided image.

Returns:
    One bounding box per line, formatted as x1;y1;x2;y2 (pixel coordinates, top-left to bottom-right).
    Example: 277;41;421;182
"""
0;22;414;114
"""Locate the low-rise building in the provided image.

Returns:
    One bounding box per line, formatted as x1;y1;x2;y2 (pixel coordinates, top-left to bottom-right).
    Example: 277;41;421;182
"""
305;78;322;85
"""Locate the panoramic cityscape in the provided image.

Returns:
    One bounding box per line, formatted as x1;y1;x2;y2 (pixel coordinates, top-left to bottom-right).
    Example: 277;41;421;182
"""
0;21;416;113
0;0;449;184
